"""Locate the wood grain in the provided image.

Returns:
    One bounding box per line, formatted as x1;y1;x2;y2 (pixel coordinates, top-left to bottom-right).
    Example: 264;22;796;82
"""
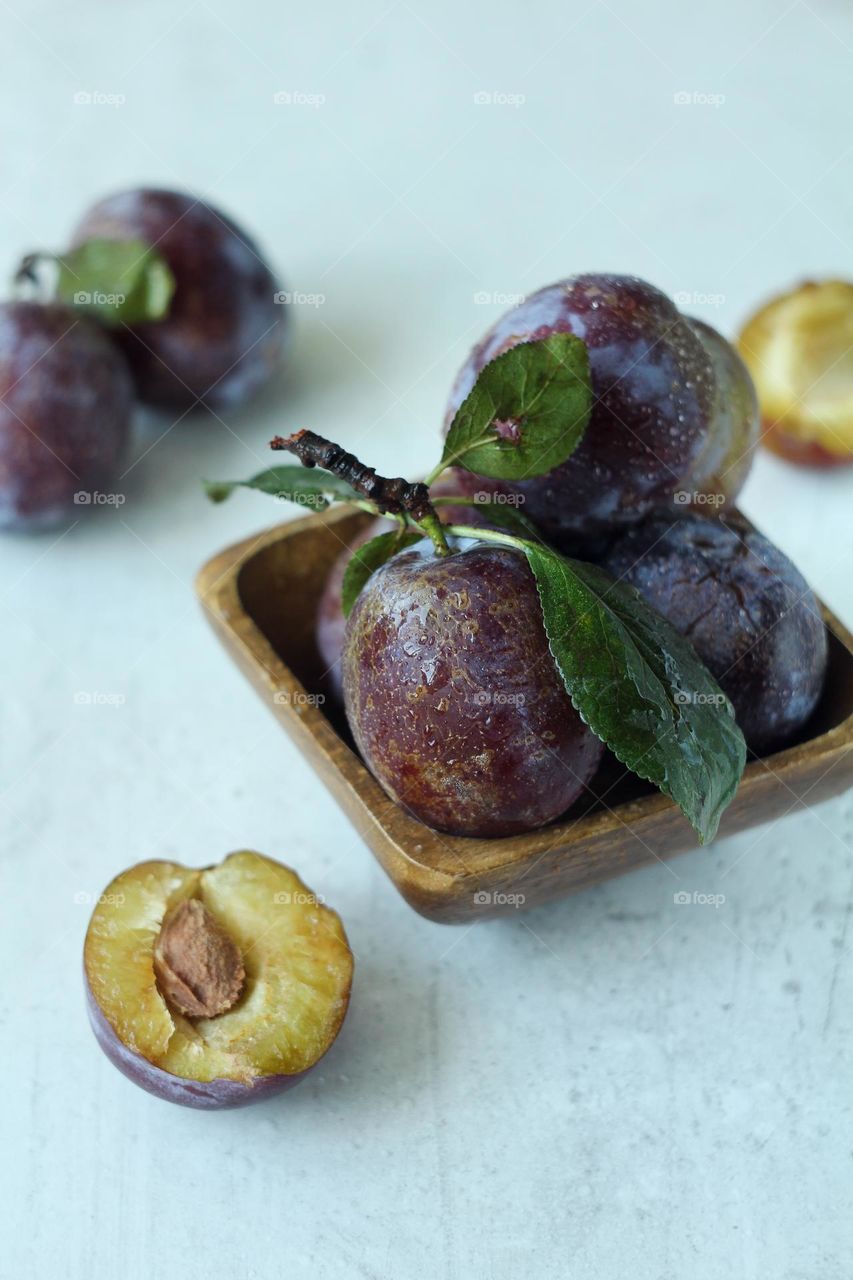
196;507;853;923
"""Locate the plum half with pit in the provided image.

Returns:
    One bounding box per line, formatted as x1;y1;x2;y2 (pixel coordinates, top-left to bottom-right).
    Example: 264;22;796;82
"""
342;539;604;836
737;279;853;467
444;275;718;540
70;188;286;411
601;512;827;756
84;851;353;1109
0;302;133;529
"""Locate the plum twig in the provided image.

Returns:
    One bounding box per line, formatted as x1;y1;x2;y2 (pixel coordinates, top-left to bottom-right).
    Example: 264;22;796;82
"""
270;430;450;555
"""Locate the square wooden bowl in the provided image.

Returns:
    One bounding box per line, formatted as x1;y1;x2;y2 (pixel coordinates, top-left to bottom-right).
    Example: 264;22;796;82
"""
197;506;853;923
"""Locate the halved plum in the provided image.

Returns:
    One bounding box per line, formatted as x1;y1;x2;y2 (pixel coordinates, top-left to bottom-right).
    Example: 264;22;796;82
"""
737;280;853;467
84;851;353;1109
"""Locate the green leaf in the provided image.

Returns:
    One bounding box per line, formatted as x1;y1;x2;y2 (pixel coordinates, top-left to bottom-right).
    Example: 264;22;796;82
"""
441;333;592;481
55;238;176;326
204;465;360;509
523;544;746;844
342;529;423;617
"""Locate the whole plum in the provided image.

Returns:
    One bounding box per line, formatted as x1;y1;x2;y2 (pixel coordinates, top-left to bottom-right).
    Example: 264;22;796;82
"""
70;188;286;411
444;275;717;541
0;302;133;529
342;539;604;836
601;512;827;755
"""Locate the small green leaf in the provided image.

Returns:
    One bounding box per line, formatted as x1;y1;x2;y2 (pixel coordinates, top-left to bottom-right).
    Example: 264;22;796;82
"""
342;529;423;617
524;544;746;843
204;465;360;509
441;333;592;481
55;238;176;326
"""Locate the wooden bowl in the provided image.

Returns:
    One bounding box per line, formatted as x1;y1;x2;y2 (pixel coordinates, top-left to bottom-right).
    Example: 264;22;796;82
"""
197;507;853;923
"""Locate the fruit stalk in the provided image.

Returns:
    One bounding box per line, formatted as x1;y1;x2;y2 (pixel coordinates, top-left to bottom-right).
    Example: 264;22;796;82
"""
271;430;450;555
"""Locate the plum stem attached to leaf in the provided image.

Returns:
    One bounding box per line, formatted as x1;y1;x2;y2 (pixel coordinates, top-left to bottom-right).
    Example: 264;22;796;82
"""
270;430;451;556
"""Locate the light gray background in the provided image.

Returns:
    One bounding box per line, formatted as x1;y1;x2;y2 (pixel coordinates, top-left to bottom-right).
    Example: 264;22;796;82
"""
1;2;851;1277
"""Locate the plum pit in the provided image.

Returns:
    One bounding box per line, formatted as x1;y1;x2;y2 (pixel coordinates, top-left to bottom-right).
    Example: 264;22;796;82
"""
153;898;245;1019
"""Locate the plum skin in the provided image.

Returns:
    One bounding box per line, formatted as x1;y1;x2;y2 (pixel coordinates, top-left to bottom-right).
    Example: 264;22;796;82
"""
71;188;286;411
678;318;760;506
315;472;508;702
85;979;310;1110
601;512;828;756
444;275;717;540
762;425;853;468
0;302;133;530
342;539;604;836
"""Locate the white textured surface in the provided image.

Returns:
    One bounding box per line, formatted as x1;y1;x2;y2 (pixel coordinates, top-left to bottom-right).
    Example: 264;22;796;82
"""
1;2;852;1277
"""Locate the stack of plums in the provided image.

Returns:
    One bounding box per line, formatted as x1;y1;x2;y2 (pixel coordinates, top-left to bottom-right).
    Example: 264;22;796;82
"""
318;276;828;837
0;188;286;529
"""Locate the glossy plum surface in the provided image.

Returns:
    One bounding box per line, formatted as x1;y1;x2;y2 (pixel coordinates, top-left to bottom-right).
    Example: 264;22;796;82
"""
0;302;133;529
315;473;504;701
342;539;604;836
677;318;760;507
71;188;286;410
601;512;828;755
444;275;716;539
